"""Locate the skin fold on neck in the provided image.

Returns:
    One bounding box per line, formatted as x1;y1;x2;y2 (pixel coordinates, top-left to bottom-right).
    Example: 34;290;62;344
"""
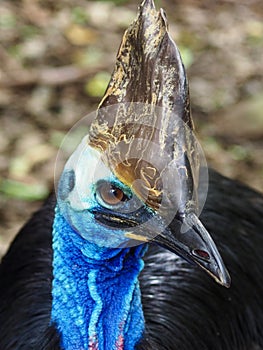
51;206;147;350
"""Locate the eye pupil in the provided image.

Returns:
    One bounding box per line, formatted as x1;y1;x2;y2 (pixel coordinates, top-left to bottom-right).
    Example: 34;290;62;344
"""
98;182;127;206
111;188;124;201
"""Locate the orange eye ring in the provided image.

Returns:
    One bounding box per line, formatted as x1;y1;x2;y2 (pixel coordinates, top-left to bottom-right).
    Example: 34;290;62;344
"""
97;182;127;207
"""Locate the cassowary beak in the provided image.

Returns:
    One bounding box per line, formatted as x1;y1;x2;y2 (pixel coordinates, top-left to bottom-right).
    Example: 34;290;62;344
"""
151;212;231;288
89;0;231;288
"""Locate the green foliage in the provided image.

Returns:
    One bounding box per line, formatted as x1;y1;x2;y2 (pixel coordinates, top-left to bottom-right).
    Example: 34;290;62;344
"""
0;12;16;29
179;46;194;68
85;71;111;97
71;6;89;25
0;179;49;201
21;25;41;39
229;145;249;161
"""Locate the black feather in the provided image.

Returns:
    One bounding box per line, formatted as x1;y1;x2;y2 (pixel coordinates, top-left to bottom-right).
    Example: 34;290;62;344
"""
0;195;58;350
139;169;263;350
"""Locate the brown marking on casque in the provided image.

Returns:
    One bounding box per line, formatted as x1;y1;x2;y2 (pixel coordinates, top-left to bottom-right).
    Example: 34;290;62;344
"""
88;0;199;211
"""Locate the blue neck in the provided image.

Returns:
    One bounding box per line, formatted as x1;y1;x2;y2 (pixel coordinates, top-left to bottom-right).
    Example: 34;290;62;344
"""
51;207;146;350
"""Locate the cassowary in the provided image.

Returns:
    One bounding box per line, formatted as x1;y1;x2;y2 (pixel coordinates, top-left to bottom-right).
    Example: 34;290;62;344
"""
1;0;263;349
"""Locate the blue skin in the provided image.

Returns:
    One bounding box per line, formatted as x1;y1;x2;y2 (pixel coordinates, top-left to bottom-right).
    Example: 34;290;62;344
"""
51;141;149;350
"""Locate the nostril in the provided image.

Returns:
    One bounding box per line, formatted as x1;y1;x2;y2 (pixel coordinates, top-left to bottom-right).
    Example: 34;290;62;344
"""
192;249;210;261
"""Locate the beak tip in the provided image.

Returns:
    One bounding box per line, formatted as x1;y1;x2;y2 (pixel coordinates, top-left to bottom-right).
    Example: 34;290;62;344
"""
218;268;231;288
197;258;231;288
185;213;231;288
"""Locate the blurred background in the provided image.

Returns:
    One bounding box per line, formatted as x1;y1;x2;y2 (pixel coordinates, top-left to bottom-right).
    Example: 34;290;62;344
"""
0;0;262;257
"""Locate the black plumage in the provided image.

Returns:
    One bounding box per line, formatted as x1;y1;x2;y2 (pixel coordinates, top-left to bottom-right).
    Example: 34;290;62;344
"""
1;0;263;349
140;170;263;350
1;170;263;349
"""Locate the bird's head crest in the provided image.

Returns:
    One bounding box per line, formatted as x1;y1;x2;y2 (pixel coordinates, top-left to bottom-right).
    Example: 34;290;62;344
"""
88;0;197;214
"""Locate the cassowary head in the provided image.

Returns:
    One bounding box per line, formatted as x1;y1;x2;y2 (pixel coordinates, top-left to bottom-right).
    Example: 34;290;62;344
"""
56;0;230;287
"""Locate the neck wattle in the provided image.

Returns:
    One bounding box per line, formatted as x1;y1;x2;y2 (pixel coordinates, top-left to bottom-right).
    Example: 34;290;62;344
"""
51;206;147;350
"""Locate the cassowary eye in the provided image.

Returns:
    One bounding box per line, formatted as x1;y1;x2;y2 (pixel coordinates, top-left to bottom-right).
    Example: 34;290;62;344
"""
96;181;129;208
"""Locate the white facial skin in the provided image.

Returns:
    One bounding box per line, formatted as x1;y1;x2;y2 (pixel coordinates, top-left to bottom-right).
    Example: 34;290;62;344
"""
63;136;113;211
57;136;151;248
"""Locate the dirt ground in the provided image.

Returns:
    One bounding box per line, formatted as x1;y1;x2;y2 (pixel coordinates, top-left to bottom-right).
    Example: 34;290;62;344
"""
0;0;262;257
